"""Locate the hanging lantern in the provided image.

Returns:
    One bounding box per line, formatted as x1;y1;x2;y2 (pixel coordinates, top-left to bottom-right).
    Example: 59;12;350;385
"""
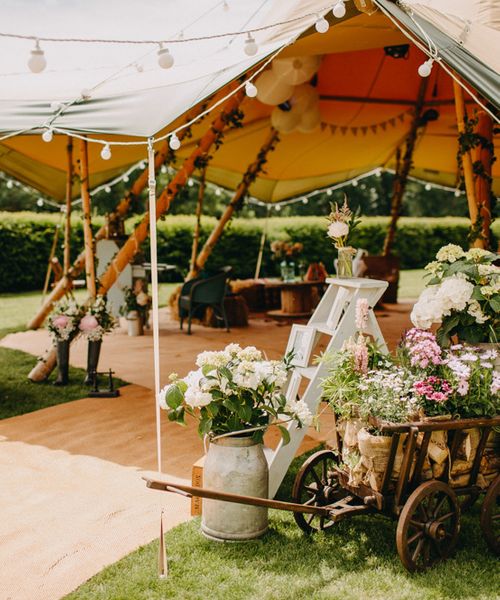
296;106;322;133
271;55;322;86
270;106;301;134
255;70;294;106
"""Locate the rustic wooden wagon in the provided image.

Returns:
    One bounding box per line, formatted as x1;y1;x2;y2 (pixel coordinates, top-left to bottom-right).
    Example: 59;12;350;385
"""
146;415;500;573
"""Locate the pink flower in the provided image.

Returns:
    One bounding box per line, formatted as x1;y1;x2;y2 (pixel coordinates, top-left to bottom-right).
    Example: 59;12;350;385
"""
79;314;99;332
431;392;446;402
53;315;70;329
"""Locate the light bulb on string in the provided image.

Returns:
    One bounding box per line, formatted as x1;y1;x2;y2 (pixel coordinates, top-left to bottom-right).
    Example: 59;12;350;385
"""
274;204;281;211
245;81;258;97
6;180;14;189
169;133;180;150
28;40;46;73
123;174;130;183
135;63;144;73
104;186;111;193
375;169;382;177
188;178;194;187
326;188;333;195
454;189;461;197
37;198;44;207
332;1;346;19
160;165;168;174
222;0;230;11
244;33;258;56
302;198;308;204
81;89;91;101
42;128;53;143
157;44;174;69
100;144;112;160
351;180;358;187
139;161;146;169
418;58;434;78
215;187;221;197
315;15;329;34
425;183;432;191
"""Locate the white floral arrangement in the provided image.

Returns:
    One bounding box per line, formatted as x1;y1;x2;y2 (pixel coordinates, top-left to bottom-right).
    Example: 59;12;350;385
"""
158;343;313;443
47;298;83;342
411;244;499;345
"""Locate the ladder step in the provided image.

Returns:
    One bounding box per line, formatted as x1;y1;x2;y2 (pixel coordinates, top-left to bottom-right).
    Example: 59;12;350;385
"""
296;365;317;379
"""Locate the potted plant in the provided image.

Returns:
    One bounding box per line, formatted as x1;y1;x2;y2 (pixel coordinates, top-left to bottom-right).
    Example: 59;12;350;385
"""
47;298;83;385
270;240;303;282
79;295;116;384
159;343;312;541
411;245;500;351
120;283;151;336
326;198;361;278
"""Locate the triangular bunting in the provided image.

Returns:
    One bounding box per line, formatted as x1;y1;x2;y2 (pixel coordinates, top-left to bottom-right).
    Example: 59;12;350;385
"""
380;122;387;131
361;126;368;136
351;127;358;136
330;125;337;135
370;125;377;134
398;113;405;122
340;126;348;135
389;118;396;127
320;122;328;132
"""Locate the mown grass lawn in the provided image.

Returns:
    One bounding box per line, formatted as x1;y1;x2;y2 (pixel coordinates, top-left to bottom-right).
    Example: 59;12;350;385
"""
66;452;498;600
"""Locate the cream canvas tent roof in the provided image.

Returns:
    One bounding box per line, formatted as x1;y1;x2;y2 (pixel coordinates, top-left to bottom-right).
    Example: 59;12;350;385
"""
0;0;498;202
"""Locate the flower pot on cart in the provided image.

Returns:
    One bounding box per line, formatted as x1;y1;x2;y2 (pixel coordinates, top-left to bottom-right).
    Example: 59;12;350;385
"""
201;436;269;541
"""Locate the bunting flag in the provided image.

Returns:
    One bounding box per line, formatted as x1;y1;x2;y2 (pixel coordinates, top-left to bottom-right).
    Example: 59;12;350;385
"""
320;108;413;137
158;510;168;579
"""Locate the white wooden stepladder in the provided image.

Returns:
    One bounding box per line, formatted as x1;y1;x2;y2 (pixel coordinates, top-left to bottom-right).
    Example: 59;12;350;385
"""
266;277;389;498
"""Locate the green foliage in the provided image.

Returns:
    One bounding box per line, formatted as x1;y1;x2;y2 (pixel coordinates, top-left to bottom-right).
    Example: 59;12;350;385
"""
1;212;499;292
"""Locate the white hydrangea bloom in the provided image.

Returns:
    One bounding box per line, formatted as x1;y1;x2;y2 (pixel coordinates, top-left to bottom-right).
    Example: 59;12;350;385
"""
157;384;175;410
478;264;500;277
465;248;490;261
184;386;213;408
184;369;203;388
286;398;313;426
195;350;230;368
436;244;465;263
239;346;263;361
424;260;441;274
224;343;242;356
436;275;474;313
410;286;444;329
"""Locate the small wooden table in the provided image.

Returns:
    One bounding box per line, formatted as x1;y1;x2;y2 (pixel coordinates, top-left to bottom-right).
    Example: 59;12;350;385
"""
265;280;324;320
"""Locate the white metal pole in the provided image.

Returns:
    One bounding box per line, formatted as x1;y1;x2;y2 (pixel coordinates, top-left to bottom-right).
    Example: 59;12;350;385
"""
148;138;163;472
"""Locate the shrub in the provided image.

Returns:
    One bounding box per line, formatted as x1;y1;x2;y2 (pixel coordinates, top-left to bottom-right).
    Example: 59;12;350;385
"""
0;212;498;292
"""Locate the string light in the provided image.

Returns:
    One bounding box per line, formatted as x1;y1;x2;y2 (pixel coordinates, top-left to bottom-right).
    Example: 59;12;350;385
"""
418;58;434;77
454;189;461;197
302;197;308;204
160;165;168;174
351;179;358;187
188;178;194;187
245;81;258;97
135;63;144;73
215;187;221;196
425;183;432;191
100;144;112;160
123;174;129;182
315;15;329;34
36;198;44;207
169;133;180;150
140;161;146;169
81;88;92;101
104;185;111;193
6;179;14;189
222;1;230;11
42;128;53;142
274;204;281;211
28;40;46;73
326;189;333;195
244;33;258;56
157;44;174;69
332;1;346;19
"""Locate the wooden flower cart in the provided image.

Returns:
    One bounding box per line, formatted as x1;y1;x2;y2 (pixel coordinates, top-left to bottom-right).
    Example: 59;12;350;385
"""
145;415;499;573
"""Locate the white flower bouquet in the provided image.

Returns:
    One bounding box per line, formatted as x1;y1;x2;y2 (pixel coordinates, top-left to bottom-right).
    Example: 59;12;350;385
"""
326;198;361;277
47;298;83;342
79;295;115;342
411;245;500;345
158;343;313;443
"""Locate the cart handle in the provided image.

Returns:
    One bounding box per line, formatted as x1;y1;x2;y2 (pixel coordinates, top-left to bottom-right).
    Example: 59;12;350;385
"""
374;415;500;433
143;477;332;516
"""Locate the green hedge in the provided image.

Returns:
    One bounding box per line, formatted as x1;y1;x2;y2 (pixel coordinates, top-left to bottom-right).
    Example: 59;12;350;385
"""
0;212;498;292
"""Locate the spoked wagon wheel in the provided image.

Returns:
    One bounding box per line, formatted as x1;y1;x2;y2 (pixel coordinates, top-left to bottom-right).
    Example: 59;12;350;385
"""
396;480;460;572
480;474;500;555
292;450;346;534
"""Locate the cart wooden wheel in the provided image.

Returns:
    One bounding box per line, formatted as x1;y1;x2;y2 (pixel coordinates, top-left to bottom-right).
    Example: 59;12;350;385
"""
480;474;500;555
292;450;346;534
396;480;460;572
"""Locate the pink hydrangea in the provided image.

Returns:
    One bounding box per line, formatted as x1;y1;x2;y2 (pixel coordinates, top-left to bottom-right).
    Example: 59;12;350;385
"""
413;376;452;403
52;315;70;329
79;314;99;332
403;328;442;369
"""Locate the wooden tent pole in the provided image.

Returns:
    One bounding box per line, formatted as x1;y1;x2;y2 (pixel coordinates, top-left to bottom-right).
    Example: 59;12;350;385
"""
189;128;279;280
98;89;245;295
474;110;493;248
41;223;60;303
189;166;207;273
27;104;205;330
63;137;73;274
383;78;428;256
453;80;481;246
254;204;270;280
79;139;97;299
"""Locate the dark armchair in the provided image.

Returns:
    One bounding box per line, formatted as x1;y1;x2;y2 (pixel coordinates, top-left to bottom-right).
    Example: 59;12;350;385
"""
178;266;232;335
